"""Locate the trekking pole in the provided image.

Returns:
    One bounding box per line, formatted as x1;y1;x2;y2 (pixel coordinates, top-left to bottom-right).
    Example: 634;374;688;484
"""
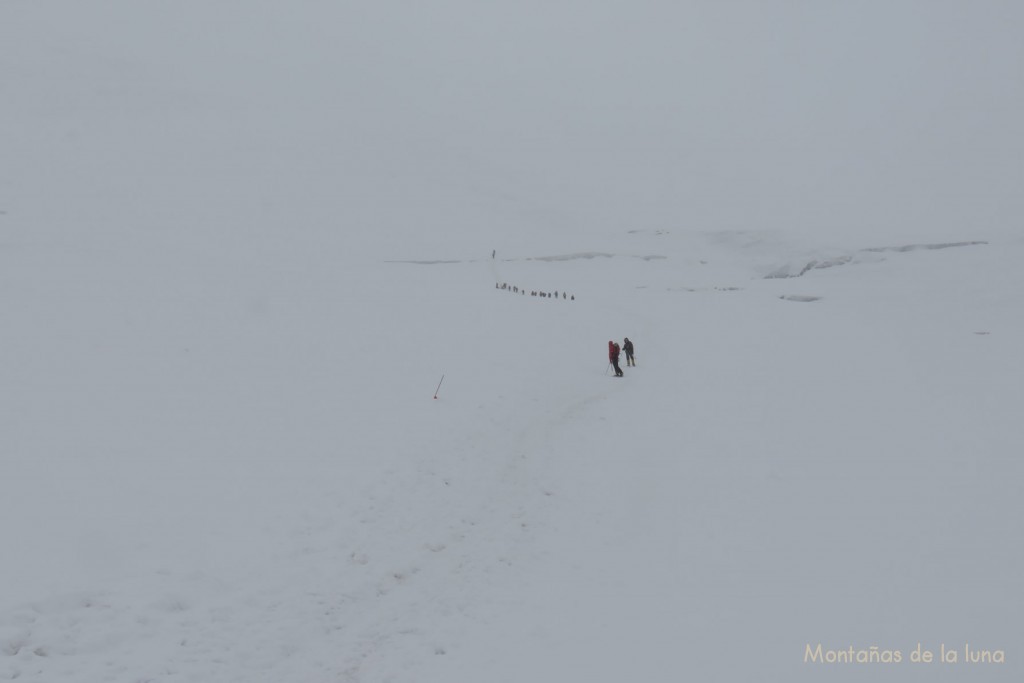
606;363;611;375
433;374;445;399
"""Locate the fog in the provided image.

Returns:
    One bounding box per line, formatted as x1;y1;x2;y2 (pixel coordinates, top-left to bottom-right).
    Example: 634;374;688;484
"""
4;2;1022;254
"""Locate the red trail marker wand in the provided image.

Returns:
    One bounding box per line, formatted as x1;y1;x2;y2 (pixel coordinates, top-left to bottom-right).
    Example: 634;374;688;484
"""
433;374;445;399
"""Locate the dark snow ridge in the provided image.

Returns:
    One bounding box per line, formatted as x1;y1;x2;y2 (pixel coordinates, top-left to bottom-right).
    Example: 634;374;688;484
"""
764;241;988;279
862;241;988;253
385;260;464;265
669;286;744;293
779;295;822;302
764;256;852;279
528;252;613;262
389;251;642;265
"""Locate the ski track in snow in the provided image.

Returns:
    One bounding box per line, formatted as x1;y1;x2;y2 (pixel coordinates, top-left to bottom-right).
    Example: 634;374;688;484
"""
1;351;614;682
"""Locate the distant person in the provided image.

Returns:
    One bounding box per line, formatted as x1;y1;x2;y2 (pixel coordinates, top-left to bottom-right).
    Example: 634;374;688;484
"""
623;337;635;366
608;340;623;377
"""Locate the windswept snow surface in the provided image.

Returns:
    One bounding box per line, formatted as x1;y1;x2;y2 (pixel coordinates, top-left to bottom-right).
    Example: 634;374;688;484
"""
3;2;1024;681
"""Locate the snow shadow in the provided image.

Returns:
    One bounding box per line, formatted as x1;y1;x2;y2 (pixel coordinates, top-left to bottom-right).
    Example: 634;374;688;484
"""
764;241;988;279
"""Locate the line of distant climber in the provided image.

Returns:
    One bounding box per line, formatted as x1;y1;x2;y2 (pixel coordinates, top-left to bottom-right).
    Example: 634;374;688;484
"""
496;282;575;300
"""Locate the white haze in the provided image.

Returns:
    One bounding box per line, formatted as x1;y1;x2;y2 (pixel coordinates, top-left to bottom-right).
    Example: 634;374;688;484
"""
2;2;1022;681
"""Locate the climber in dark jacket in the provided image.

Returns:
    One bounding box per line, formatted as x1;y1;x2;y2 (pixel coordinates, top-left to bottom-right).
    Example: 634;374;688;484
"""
623;337;635;367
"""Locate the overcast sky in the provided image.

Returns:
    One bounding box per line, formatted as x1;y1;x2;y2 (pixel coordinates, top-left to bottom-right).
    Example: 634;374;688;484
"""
4;1;1022;250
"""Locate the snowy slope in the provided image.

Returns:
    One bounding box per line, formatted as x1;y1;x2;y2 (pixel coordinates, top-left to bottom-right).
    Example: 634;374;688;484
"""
3;2;1023;682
